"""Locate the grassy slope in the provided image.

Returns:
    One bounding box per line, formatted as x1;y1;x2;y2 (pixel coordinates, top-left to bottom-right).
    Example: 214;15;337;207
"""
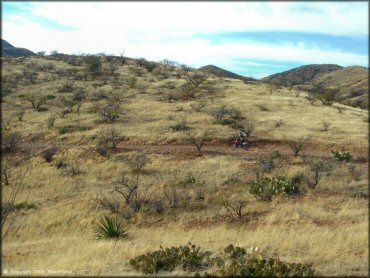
1;56;369;276
306;66;369;108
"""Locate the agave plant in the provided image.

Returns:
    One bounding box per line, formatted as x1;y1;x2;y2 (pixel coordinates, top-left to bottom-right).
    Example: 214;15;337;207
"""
93;215;129;240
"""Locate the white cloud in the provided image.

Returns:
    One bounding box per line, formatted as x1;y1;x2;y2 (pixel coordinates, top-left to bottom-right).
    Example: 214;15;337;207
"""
23;2;368;36
2;1;368;77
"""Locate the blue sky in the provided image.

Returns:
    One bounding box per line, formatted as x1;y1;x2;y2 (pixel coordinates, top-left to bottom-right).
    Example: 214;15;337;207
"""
2;1;368;78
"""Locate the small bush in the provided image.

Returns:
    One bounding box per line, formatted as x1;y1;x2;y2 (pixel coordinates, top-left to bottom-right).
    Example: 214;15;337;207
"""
287;139;306;157
248;176;299;202
100;103;121;122
59;82;74;93
258;150;287;173
317;92;335;106
55;159;67;169
274;119;285;128
123;153;150;173
320;120;331;132
170;120;190;132
2;133;21;153
126;77;138;88
331;150;353;162
45;115;56;129
2;202;37;214
24;94;48;111
350;190;368;199
305;93;316;105
93;215;129;240
211;245;314;277
190;101;206;112
129;243;212;274
58;125;89;134
256;104;269;111
302;158;332;189
347;163;363;181
65;163;82;176
335;106;345;113
129;244;315;276
42;147;58;162
15;111;25;121
176;176;205;188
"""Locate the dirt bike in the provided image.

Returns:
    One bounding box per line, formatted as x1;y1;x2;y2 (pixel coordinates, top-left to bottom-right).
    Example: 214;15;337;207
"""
232;139;249;150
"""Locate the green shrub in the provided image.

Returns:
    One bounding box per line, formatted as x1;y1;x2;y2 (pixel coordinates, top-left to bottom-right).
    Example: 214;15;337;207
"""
93;215;129;240
177;176;205;188
331;150;352;162
248;176;299;202
350;190;368;199
2;202;37;214
129;243;212;274
170;120;190;131
55;159;67;169
211;245;314;277
42;147;58;162
317;92;335;106
59;82;74;93
129;244;315;276
58;125;90;135
127;77;138;88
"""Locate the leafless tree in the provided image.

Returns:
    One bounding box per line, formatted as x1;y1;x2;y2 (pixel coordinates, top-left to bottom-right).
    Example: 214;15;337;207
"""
184;130;208;153
25;94;47;110
347;163;363;181
305;93;316;105
320;121;332;132
1;161;30;240
211;105;229;121
114;173;139;204
219;198;247;219
122;153;150;173
335;106;345;114
287;139;307;157
163;187;191;211
184;72;208;88
194;187;206;201
93;194;120;213
100;103;121;122
268;81;282;94
98;127;123;149
190;101;206;112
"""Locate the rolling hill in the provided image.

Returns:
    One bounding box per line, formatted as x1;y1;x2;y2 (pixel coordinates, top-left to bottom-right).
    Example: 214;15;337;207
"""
262;64;368;109
198;64;256;81
1;39;35;57
261;64;343;85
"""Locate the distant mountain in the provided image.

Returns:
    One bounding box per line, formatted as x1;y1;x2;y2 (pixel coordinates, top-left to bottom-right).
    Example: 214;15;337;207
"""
1;39;35;57
262;64;343;86
198;65;256;81
297;66;369;109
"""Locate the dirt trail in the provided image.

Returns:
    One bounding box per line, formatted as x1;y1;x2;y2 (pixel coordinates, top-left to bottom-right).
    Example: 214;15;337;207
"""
19;139;367;160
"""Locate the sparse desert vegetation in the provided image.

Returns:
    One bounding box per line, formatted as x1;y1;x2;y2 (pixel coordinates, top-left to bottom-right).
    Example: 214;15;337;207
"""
1;51;368;276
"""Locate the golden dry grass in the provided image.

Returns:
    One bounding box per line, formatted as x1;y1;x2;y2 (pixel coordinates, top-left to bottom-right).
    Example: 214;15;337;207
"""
1;56;368;276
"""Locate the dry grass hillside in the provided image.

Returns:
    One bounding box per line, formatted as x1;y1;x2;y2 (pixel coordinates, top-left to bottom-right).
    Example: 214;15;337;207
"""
1;54;369;276
300;66;369;109
262;64;368;109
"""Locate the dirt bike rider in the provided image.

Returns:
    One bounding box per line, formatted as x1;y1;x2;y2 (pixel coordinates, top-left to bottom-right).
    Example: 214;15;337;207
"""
239;129;247;144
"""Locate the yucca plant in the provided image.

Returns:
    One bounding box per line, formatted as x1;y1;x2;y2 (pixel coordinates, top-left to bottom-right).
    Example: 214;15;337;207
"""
93;215;129;240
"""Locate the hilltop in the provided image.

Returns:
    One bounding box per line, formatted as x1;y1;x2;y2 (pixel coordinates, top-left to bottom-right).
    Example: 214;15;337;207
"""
297;66;369;109
261;64;343;85
1;39;35;57
262;64;368;109
198;64;256;82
